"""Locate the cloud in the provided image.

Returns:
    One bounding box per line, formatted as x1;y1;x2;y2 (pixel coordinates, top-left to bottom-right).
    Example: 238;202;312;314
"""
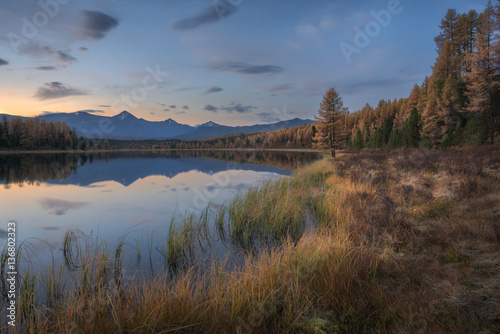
0;58;8;66
182;105;190;110
204;86;223;94
220;103;257;113
78;10;119;40
34;66;58;71
208;61;284;75
17;44;78;66
267;83;295;92
172;0;237;31
157;103;166;107
57;50;77;64
79;47;89;52
204;103;257;114
34;82;87;100
204;104;219;112
99;105;111;108
172;86;204;93
77;109;105;114
176;111;186;115
163;108;170;111
40;198;89;216
169;105;177;108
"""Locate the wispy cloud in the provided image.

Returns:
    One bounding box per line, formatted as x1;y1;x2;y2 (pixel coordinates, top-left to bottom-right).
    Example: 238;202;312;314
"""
204;103;257;114
172;1;237;31
34;82;87;100
57;50;77;64
0;58;8;66
77;109;105;114
204;86;223;94
78;10;119;41
267;83;295;92
208;61;284;75
182;105;190;110
34;66;58;71
40;198;89;216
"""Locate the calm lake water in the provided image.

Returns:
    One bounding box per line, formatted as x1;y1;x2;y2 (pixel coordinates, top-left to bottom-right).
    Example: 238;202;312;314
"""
0;150;319;272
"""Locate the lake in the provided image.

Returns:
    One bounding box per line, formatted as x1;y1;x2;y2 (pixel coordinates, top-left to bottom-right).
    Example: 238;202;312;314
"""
0;150;320;274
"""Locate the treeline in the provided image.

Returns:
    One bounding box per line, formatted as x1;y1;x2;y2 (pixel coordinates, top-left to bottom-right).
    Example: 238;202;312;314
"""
0;116;112;151
176;125;316;150
0;116;80;150
106;125;317;150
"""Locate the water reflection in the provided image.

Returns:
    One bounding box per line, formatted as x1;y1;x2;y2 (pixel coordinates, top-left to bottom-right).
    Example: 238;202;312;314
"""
0;150;318;187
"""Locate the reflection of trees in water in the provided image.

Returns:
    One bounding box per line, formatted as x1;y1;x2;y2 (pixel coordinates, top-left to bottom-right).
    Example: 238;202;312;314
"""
0;150;320;187
0;154;83;188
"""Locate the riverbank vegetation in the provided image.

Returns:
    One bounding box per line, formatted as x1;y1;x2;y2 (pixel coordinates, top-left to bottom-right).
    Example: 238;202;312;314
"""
2;147;499;333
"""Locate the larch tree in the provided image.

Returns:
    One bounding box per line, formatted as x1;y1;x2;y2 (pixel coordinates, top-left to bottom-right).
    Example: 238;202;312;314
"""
434;9;461;78
313;87;348;157
466;1;499;144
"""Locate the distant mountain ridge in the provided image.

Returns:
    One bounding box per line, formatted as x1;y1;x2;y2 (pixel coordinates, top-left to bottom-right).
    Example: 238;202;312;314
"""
0;111;314;140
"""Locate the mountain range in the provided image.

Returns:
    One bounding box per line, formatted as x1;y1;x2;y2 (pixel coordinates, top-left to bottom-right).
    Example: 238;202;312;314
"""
1;111;314;140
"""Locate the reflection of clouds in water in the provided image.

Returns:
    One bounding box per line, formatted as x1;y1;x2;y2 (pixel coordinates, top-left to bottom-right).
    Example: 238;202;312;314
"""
170;188;177;192
40;198;89;216
183;187;190;191
101;190;113;193
0;229;7;239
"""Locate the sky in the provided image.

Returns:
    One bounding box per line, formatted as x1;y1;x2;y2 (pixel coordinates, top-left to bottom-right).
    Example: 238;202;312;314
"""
0;0;492;126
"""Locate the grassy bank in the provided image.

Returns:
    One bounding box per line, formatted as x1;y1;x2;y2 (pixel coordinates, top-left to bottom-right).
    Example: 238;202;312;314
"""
2;147;500;333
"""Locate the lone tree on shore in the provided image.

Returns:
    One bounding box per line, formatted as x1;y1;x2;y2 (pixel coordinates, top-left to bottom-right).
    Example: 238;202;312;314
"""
313;87;348;157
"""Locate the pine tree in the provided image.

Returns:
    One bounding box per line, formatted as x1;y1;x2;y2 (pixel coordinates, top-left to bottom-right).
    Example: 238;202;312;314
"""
353;129;364;150
313;88;348;157
404;108;422;148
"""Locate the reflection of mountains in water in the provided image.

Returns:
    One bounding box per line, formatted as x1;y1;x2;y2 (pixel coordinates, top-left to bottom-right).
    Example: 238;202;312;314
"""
0;151;320;187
